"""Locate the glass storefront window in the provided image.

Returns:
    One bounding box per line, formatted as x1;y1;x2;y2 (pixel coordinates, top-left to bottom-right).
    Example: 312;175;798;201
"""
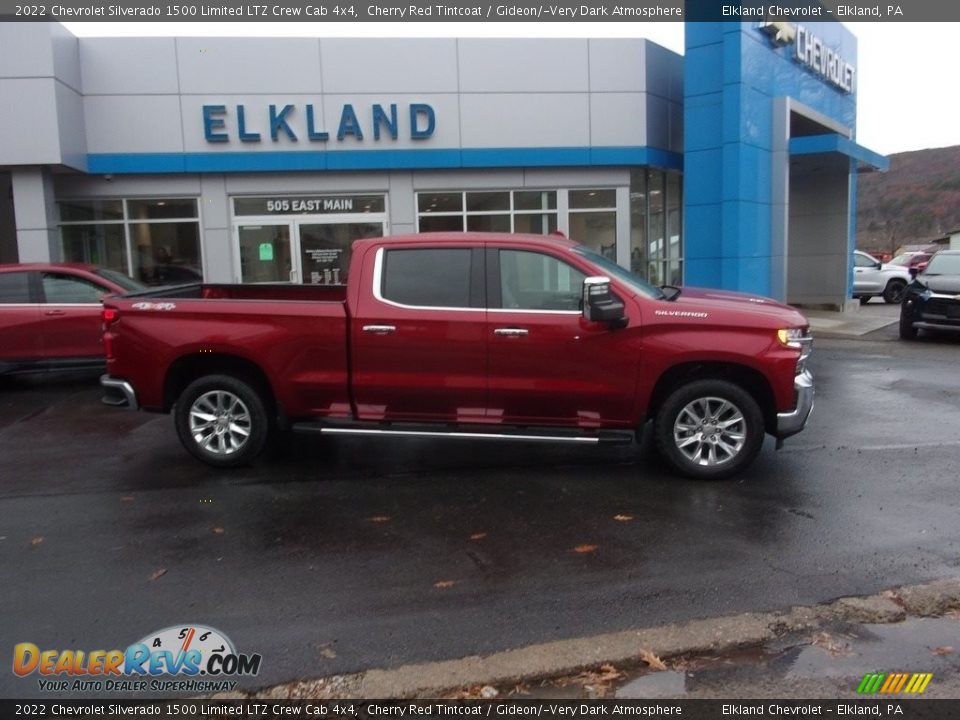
417;193;463;214
127;198;198;220
130;221;202;285
568;189;617;261
467;215;510;232
630;170;682;287
466;192;510;212
415;190;559;235
514;191;557;211
630;171;647;274
59;198;202;286
569;211;617;261
59;200;124;223
570;189;616;209
60;224;128;276
514;213;557;235
419;215;465;233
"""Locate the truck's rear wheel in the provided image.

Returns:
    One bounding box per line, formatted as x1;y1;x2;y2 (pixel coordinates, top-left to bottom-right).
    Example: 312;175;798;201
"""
654;379;764;480
175;374;269;467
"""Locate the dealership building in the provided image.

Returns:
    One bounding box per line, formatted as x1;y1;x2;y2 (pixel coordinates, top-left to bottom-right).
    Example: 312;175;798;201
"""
0;21;886;307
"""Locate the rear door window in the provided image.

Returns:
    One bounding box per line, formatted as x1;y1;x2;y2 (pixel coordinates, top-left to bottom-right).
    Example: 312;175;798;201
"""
380;248;476;308
41;273;107;304
0;272;32;303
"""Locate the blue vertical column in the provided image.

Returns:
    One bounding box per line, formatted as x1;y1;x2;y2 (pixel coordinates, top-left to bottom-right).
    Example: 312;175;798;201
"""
683;22;774;297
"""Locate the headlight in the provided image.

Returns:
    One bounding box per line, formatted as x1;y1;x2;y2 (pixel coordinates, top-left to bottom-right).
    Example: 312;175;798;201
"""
777;328;804;348
778;328;813;373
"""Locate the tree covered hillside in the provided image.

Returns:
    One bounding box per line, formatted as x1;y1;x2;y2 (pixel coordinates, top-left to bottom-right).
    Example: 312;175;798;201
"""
856;145;960;255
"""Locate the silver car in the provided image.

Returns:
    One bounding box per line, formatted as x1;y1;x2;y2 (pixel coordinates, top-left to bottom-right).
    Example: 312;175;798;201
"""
853;250;912;304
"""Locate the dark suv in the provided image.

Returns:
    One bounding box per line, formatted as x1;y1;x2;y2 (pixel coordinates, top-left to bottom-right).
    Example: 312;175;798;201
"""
900;250;960;340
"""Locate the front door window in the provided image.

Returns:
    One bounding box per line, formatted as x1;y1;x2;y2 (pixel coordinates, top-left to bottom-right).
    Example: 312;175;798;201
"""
238;225;293;283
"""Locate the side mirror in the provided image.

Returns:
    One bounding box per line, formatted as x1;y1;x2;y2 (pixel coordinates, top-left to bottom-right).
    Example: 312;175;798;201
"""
874;260;883;269
909;267;919;279
582;276;627;329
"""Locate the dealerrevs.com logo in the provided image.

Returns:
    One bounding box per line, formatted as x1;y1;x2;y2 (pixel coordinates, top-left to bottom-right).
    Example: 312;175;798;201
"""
13;625;262;693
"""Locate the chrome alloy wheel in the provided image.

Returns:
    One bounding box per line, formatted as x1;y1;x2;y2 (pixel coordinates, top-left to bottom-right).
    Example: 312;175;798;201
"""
188;390;252;456
672;396;747;467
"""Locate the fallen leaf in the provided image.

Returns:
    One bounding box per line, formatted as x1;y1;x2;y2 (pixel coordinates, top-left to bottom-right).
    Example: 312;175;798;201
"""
368;516;392;523
639;649;667;670
573;544;599;554
479;686;498;699
809;631;855;657
469;533;488;540
212;527;225;535
613;514;635;522
945;610;960;621
434;580;456;589
931;646;954;656
319;646;337;659
149;568;167;582
573;664;622;697
31;536;44;546
121;496;135;503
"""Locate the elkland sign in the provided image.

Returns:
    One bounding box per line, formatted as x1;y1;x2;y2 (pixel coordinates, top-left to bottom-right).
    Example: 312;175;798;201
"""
202;102;437;144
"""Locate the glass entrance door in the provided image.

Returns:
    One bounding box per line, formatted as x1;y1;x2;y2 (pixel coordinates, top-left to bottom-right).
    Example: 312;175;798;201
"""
296;221;384;285
237;224;294;283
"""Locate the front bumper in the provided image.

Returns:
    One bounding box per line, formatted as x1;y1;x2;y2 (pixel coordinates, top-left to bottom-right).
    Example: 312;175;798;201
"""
100;374;139;411
775;369;814;440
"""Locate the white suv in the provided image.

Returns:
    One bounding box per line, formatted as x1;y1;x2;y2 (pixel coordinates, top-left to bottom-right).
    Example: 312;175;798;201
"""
853;250;911;304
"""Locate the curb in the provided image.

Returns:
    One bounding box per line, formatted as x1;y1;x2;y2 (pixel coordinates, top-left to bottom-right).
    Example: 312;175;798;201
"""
224;577;960;700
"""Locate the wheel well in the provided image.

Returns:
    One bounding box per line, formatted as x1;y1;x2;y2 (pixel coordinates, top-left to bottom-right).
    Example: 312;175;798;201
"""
163;353;276;415
647;362;777;433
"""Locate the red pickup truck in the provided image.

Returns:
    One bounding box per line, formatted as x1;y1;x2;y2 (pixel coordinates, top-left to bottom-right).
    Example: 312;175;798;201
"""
100;233;814;480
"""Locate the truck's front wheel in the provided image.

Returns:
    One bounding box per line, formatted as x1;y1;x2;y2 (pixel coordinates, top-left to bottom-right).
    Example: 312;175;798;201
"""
654;379;764;480
175;375;269;467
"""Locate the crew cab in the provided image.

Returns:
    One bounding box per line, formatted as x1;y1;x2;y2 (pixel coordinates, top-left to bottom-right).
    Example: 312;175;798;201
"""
100;233;814;480
0;263;144;375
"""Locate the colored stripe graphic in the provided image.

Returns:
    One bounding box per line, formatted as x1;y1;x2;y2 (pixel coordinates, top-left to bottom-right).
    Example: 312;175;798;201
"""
857;672;932;694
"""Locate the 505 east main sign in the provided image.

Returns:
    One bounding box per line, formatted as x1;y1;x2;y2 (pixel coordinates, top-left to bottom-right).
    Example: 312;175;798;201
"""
202;102;436;144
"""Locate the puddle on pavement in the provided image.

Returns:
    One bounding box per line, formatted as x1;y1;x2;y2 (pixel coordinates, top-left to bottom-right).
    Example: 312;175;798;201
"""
615;616;960;699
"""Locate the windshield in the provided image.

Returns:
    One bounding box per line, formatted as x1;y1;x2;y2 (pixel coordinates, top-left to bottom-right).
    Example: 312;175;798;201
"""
922;254;960;275
95;268;148;293
571;246;665;300
888;255;910;266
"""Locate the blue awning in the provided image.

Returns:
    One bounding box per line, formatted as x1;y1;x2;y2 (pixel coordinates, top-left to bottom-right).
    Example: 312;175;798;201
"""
789;134;889;172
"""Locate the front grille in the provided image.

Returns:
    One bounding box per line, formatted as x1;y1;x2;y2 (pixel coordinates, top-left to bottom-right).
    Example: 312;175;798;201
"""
923;298;960;320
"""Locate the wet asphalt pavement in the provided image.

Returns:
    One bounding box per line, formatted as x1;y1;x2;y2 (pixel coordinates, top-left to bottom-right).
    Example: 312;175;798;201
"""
1;315;959;697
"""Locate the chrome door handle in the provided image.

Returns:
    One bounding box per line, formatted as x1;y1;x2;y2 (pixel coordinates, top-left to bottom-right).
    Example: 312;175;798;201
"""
494;328;529;337
362;325;396;334
44;309;66;316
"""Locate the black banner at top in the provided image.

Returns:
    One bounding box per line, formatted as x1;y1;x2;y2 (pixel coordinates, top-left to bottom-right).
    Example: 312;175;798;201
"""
1;699;960;720
0;0;959;22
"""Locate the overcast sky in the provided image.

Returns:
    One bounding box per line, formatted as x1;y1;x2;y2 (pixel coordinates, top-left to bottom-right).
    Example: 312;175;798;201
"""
62;21;956;157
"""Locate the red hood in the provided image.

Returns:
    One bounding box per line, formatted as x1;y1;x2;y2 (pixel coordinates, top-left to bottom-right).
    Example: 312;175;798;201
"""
659;287;808;328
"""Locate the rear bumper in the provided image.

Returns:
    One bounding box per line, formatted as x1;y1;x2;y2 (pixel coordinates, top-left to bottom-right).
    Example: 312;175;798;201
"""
775;369;814;439
100;374;139;411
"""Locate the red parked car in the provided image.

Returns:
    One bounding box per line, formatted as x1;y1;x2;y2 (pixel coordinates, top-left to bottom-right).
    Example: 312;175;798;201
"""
100;233;814;480
0;263;145;375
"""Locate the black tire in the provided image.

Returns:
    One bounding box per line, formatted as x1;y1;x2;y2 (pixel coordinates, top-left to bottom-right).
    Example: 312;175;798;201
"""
858;296;870;305
174;374;270;467
883;279;907;304
654;379;765;480
899;310;918;340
